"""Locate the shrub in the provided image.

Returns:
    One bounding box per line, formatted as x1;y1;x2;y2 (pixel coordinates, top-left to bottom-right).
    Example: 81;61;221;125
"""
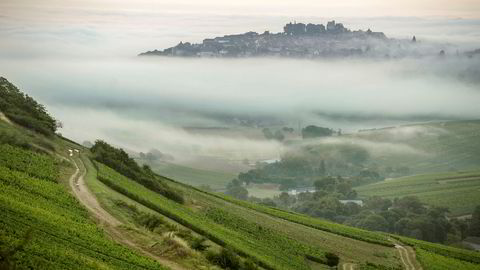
206;248;241;270
190;237;209;251
325;252;339;267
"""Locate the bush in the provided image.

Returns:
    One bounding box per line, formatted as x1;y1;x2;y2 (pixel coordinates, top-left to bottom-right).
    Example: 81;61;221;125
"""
206;248;241;270
190;237;209;251
325;252;339;267
137;213;165;231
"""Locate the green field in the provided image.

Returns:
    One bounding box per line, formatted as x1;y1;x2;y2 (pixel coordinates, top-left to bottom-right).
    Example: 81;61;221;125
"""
355;169;480;216
0;144;163;269
415;248;479;270
149;162;235;190
354;120;480;174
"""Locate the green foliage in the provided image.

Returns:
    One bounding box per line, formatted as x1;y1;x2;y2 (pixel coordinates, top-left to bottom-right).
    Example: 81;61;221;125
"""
190;237;209;251
206;248;241;269
415;248;479;270
301;125;333;139
0;144;58;182
91;140;184;203
470;205;480;237
226;180;249;200
0;145;163;269
357;262;401;269
0;77;57;136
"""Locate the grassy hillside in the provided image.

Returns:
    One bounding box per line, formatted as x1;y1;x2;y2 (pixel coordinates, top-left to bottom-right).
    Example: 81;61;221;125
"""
355;169;480;216
0;144;163;269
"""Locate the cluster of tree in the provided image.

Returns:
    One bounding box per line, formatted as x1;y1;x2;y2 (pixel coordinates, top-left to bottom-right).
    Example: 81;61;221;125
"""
262;188;480;246
236;150;380;192
301;125;334;139
91;140;184;203
225;179;249;200
313;176;358;199
0;77;58;136
262;127;294;141
138;149;174;162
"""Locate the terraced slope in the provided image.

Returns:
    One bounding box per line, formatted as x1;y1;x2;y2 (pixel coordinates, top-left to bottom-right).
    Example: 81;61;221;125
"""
0;145;164;269
356;170;480;216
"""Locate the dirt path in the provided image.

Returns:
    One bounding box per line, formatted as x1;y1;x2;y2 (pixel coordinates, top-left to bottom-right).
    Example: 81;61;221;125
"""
68;157;186;270
342;262;355;270
391;241;422;270
69;157;121;226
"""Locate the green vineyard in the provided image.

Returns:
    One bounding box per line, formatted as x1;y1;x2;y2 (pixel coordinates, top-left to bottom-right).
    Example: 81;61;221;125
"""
95;161;330;269
0;145;164;269
356;169;480;216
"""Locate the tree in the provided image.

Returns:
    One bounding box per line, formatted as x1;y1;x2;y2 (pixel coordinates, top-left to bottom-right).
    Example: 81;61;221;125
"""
278;192;294;207
356;214;389;232
470;205;480;237
314;176;336;191
301;125;333;139
262;128;273;139
226;180;248;200
273;130;285;141
318;160;326;176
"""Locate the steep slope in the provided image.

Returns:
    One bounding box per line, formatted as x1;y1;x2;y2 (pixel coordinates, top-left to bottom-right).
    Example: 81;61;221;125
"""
0;144;165;269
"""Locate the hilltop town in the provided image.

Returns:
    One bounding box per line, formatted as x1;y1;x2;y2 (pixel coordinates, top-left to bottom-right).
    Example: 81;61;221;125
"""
139;21;401;58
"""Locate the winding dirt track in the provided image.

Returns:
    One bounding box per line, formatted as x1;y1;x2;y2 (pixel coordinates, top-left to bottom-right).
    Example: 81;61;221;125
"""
68;156;186;270
393;242;422;270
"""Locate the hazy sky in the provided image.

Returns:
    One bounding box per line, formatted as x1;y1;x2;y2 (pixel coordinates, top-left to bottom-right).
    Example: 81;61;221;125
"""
3;0;480;17
1;0;480;58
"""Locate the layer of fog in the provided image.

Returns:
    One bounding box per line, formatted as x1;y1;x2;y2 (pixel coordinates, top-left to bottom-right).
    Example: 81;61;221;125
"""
1;56;479;170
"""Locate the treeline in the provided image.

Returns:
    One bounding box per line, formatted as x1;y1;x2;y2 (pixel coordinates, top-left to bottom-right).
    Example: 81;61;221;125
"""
256;179;480;247
0;77;57;136
237;148;380;191
91;140;184;203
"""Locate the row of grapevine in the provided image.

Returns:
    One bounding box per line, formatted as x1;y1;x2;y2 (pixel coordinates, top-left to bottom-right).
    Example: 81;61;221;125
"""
415;248;479;270
0;144;58;182
95;161;329;270
393;235;480;264
160;173;393;247
0;146;165;269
